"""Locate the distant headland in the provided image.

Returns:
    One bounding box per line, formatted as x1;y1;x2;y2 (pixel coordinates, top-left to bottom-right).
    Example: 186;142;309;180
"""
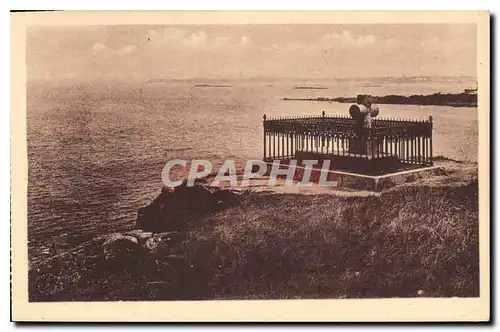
283;91;477;107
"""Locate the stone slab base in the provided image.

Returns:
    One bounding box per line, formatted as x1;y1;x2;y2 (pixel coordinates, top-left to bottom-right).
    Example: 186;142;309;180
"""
264;161;444;192
293;150;430;175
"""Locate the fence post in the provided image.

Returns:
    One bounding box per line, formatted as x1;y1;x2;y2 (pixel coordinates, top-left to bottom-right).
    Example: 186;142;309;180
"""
263;114;267;161
321;111;326;150
429;116;433;165
370;125;375;160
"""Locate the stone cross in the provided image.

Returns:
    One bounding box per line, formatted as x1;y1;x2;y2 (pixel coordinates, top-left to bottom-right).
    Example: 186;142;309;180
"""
351;94;379;129
348;94;380;155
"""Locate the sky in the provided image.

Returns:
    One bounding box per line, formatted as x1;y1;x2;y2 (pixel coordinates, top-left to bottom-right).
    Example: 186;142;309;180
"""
26;24;477;81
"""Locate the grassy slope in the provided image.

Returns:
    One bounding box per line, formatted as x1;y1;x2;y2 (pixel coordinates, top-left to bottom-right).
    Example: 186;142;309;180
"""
183;180;479;299
29;166;479;301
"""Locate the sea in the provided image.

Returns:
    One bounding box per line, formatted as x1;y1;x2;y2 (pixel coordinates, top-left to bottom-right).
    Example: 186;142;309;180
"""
27;77;478;263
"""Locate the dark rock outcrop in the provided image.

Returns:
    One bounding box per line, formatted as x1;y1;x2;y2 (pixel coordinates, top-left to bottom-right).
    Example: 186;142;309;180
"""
136;182;240;233
102;234;139;261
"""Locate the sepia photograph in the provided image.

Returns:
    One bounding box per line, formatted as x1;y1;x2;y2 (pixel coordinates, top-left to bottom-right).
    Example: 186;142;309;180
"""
11;11;489;322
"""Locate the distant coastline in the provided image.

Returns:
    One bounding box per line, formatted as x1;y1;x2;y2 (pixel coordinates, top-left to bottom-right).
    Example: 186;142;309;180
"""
143;75;476;84
283;92;478;107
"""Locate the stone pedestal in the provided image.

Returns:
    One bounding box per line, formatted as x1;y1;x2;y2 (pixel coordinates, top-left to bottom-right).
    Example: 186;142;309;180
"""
348;137;383;157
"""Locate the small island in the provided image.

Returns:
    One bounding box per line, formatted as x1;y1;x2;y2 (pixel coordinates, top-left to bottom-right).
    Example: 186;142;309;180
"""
293;86;328;90
284;91;477;107
193;84;232;88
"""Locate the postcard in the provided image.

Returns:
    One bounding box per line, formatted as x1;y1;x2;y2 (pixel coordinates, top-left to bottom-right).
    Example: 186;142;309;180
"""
11;10;490;322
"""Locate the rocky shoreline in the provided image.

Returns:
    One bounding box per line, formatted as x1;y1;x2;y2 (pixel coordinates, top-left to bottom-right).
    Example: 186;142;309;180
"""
283;92;477;107
28;183;243;301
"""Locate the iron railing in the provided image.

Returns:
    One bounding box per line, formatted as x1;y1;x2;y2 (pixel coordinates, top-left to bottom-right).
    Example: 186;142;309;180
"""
263;112;433;168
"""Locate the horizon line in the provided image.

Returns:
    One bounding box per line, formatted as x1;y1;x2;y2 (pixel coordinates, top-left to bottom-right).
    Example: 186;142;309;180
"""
27;74;477;83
